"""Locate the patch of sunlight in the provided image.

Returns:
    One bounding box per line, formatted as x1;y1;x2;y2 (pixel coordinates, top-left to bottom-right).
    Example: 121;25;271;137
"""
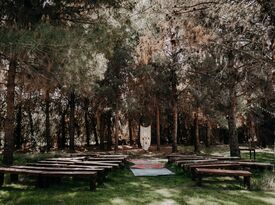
154;188;179;198
208;151;229;156
141;183;151;188
257;148;274;154
110;197;128;205
246;195;275;205
185;196;238;205
266;192;275;197
0;191;9;198
129;182;140;187
67;192;77;198
227;190;250;196
149;199;179;205
9;184;29;190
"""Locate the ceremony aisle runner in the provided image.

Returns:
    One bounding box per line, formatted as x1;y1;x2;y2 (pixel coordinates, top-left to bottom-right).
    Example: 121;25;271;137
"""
129;159;174;177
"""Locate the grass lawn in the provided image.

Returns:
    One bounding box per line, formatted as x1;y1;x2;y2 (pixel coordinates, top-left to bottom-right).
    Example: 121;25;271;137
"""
0;147;275;205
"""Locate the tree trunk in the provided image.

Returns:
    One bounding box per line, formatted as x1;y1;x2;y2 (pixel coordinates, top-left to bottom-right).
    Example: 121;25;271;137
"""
228;88;240;157
171;68;178;153
107;112;112;151
45;88;51;152
194;112;200;153
27;106;35;147
137;120;142;148
3;57;16;165
156;105;161;151
91;114;99;146
14;104;22;149
99;115;105;151
84;98;91;147
172;103;178;152
206;121;212;147
60;110;66;149
128;118;134;146
69;90;76;152
114;109;119;152
96;110;102;149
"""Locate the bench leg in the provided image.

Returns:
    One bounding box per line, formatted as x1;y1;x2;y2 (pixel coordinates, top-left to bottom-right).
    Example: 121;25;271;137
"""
234;176;240;180
89;177;97;191
244;176;251;190
197;175;202;186
0;173;4;187
36;176;49;188
97;171;105;186
10;174;19;183
191;170;196;181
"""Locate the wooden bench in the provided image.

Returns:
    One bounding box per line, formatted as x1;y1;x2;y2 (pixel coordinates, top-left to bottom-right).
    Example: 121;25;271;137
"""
47;157;124;163
27;163;108;169
189;163;241;180
194;168;252;189
11;165;107;185
0;167;98;191
38;160;119;168
175;159;217;167
167;155;204;163
212;156;241;161
238;161;273;170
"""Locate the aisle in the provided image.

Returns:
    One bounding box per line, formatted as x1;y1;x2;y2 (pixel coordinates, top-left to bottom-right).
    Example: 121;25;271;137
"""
129;158;174;176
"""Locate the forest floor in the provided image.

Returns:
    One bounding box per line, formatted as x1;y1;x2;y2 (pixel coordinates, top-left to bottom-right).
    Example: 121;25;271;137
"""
0;145;275;205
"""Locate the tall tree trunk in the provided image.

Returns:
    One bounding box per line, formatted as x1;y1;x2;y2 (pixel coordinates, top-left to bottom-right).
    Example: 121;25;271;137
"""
194;111;200;153
96;110;101;149
91;114;99;146
114;109;119;152
228;88;240;157
69;90;76;152
3;57;16;165
84;98;91;147
107;112;112;150
57;107;65;150
128;117;134;146
14;104;22;149
45;88;51;152
206;121;212;147
27;106;35;147
171;68;178;153
137;119;142;148
60;110;66;149
99;115;105;151
156;105;161;151
172;103;178;152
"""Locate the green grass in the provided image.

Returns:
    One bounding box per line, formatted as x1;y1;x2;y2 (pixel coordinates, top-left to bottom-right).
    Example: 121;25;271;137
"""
0;149;275;205
0;167;275;205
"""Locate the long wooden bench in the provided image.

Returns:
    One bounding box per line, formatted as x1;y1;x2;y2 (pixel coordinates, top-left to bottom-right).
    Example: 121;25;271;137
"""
38;160;119;168
27;162;110;170
238;161;273;170
46;157;124;163
176;159;217;167
0;167;98;190
194;168;252;189
11;165;107;185
189;163;241;180
212;156;241;161
168;155;204;163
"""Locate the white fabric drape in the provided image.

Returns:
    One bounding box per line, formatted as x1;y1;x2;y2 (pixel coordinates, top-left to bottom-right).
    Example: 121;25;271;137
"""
140;125;151;150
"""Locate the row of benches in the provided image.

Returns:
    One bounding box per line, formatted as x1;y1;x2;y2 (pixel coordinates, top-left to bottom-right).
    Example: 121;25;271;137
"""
167;153;273;189
0;154;128;191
